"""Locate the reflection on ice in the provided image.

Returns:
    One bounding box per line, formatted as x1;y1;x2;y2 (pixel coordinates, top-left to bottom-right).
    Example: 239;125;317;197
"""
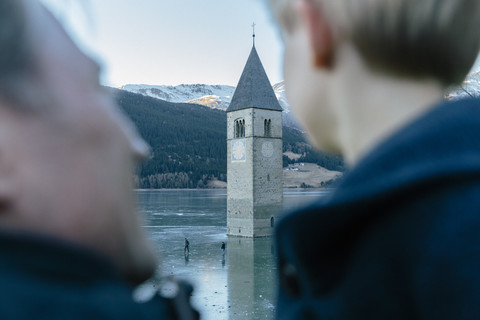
227;237;276;320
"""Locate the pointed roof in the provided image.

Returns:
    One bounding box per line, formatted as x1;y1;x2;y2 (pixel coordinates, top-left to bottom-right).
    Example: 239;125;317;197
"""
226;46;283;113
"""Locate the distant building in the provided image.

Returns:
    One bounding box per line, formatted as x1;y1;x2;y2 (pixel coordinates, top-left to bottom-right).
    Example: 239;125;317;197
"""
226;40;283;237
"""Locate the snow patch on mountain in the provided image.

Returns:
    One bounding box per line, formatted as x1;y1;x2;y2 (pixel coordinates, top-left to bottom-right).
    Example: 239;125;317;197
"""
186;95;229;110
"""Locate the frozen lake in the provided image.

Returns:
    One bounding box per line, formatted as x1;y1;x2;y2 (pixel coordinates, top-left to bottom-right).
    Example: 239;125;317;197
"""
136;188;330;320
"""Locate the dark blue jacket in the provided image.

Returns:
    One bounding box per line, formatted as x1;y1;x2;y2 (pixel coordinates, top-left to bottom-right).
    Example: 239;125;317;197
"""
276;98;480;319
0;230;197;319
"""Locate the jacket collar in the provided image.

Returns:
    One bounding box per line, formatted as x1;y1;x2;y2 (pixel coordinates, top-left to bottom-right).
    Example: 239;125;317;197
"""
331;97;480;206
0;229;120;283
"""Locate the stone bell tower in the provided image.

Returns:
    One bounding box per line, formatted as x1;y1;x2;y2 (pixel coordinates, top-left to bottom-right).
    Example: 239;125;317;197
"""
226;33;283;237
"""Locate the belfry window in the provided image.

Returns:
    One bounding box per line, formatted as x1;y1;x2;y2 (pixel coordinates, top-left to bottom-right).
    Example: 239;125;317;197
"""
264;119;272;137
234;119;245;138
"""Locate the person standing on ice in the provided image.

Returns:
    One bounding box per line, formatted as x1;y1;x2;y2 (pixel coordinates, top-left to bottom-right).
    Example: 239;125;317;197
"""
184;238;190;255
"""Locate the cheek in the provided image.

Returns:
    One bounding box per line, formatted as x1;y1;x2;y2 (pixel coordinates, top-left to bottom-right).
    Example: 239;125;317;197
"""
283;37;323;129
283;36;339;152
283;37;310;121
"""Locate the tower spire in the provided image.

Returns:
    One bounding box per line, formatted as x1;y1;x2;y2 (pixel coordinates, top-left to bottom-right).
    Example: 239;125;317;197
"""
251;22;256;46
226;39;283;113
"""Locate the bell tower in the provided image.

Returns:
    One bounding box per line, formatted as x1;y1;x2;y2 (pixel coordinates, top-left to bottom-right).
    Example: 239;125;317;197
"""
226;35;283;237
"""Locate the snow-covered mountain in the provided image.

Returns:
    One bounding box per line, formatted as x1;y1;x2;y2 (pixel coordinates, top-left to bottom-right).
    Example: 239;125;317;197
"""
122;69;480;113
121;84;236;110
120;81;292;112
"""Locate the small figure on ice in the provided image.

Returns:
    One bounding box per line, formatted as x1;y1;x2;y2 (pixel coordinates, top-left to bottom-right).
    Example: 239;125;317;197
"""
184;238;190;255
221;242;226;256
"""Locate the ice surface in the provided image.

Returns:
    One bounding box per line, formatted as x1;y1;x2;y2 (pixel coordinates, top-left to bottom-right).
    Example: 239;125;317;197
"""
136;188;329;320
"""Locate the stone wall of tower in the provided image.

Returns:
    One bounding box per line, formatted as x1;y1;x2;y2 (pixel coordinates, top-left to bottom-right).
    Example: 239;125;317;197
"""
251;108;282;139
227;109;254;236
252;109;283;237
227;108;283;237
227;109;255;140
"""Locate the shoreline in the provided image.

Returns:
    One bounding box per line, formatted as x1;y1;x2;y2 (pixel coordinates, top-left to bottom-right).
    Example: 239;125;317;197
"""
134;186;334;191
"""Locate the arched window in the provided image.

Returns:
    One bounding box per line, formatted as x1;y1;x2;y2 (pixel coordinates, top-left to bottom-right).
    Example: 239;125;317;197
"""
264;119;272;137
234;119;245;138
270;217;275;228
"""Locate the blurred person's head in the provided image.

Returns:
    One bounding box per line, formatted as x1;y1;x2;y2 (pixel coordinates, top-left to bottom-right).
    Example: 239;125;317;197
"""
0;0;156;284
269;0;480;162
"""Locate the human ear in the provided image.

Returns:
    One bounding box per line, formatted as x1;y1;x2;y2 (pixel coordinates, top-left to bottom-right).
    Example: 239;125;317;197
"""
0;151;14;214
0;186;12;212
295;0;334;68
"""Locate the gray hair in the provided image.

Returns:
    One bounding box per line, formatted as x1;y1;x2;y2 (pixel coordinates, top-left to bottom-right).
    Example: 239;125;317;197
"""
269;0;480;86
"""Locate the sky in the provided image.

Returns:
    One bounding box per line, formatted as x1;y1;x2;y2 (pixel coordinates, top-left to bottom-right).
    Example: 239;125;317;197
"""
41;0;285;88
39;0;480;89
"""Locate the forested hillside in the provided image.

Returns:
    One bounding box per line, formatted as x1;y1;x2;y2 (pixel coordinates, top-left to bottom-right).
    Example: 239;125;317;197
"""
115;89;343;188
